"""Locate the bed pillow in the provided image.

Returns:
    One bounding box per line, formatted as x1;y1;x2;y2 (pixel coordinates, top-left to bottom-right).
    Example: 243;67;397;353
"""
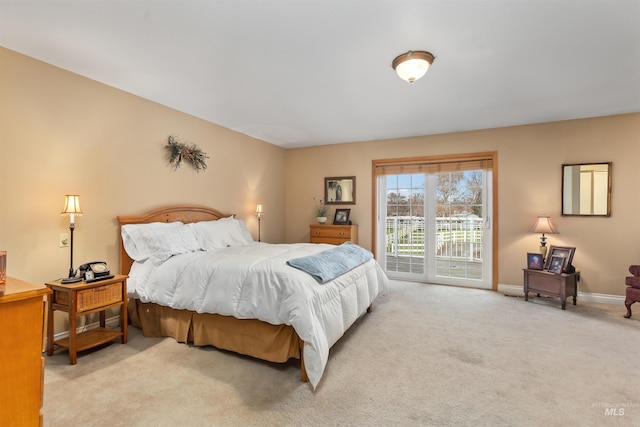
230;217;254;244
141;224;202;265
218;216;254;245
122;221;198;262
188;217;252;250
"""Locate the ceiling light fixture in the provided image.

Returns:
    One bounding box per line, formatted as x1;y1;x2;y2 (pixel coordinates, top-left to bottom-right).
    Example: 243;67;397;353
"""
392;50;435;84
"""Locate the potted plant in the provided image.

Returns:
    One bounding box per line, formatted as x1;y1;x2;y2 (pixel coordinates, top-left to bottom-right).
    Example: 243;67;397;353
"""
314;198;328;223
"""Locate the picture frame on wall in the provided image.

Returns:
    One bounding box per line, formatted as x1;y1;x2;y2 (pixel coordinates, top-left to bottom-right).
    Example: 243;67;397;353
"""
333;208;351;225
325;176;356;205
549;255;566;274
543;245;576;272
527;253;544;270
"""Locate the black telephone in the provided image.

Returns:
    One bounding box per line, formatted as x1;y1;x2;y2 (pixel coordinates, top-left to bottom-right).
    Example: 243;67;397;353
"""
78;261;113;283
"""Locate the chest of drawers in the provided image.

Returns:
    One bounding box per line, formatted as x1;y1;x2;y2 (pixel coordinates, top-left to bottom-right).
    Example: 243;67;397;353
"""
0;277;52;426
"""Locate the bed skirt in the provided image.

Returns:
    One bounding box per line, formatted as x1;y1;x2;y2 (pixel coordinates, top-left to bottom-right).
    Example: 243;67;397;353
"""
128;299;302;365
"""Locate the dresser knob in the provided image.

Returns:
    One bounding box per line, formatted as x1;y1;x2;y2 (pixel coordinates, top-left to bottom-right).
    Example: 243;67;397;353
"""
339;232;344;236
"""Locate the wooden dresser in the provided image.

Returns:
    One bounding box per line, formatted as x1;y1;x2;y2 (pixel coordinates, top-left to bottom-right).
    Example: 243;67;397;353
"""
310;224;358;245
0;277;52;426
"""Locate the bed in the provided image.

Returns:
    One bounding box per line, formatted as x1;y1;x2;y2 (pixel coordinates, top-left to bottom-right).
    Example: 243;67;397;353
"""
117;204;388;388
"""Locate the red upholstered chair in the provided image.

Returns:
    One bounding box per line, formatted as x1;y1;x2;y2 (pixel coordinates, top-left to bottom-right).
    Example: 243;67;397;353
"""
624;265;640;319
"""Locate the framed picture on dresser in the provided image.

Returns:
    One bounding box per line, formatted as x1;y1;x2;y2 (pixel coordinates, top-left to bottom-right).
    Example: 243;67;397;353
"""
333;209;351;225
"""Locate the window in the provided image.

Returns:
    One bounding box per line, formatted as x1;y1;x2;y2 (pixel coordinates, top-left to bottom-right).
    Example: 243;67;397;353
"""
374;152;497;289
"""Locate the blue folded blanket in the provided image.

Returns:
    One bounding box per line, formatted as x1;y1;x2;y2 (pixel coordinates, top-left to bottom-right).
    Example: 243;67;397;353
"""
287;242;373;283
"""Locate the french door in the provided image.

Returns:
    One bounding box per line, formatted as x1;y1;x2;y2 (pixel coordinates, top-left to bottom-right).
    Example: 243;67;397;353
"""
374;154;495;289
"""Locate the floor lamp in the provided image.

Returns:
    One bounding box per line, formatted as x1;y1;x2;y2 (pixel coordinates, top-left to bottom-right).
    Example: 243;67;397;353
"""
61;195;83;283
256;203;263;242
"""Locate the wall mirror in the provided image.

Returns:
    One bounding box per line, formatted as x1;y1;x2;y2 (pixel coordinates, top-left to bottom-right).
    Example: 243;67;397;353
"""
562;162;611;216
324;176;356;205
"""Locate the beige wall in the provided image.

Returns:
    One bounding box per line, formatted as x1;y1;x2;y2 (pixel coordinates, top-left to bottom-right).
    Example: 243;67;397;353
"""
0;48;287;331
286;114;640;296
2;46;639;336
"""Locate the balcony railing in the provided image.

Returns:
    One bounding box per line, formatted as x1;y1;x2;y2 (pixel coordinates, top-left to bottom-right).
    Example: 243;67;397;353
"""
386;216;484;261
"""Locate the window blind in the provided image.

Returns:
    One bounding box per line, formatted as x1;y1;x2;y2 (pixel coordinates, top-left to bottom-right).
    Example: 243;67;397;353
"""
374;153;494;176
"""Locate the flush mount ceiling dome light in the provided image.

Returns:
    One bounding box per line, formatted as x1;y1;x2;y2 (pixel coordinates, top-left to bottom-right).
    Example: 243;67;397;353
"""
392;50;435;83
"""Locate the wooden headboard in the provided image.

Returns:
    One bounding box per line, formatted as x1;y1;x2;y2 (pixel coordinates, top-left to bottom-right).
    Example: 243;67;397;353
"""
117;204;233;275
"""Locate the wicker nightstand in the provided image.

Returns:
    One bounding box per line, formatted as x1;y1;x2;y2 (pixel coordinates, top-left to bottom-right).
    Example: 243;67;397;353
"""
46;274;128;364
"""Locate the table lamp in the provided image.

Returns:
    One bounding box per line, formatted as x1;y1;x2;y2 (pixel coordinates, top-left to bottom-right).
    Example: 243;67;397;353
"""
531;215;557;260
61;195;83;283
256;203;263;242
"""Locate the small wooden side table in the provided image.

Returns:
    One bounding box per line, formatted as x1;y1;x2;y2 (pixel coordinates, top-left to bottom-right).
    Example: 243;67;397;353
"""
523;268;579;310
46;274;128;364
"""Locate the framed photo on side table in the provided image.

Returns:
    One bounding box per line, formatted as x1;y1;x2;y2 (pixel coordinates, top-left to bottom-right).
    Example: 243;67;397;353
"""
333;209;351;225
543;245;576;272
549;255;566;274
527;253;544;270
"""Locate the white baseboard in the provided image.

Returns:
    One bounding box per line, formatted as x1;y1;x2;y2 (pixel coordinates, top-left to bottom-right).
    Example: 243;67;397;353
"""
498;284;625;305
53;316;122;341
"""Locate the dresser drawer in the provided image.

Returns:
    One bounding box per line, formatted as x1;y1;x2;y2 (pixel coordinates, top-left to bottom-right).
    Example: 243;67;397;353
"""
309;224;358;245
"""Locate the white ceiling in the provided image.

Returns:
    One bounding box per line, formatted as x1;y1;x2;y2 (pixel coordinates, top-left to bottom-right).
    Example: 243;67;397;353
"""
1;1;639;149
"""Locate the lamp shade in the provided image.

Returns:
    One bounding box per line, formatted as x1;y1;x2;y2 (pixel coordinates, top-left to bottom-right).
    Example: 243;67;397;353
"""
531;215;557;234
256;203;263;215
392;50;435;83
61;195;83;216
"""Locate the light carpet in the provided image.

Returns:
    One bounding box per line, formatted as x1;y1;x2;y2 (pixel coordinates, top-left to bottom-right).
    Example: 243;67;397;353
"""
43;281;640;426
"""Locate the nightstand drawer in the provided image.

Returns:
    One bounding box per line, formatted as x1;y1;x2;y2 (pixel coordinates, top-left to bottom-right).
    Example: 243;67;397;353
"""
53;282;122;312
77;282;122;312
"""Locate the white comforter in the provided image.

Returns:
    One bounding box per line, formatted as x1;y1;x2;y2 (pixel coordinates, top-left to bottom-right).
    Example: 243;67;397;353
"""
128;242;388;388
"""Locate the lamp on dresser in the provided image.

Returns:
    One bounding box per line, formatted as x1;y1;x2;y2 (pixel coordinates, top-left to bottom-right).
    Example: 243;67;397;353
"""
61;195;82;283
531;215;557;261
